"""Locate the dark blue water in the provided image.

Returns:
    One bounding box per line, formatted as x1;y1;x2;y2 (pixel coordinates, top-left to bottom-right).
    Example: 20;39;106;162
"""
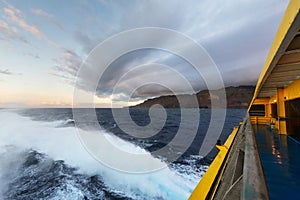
253;125;300;200
0;108;246;200
19;108;246;161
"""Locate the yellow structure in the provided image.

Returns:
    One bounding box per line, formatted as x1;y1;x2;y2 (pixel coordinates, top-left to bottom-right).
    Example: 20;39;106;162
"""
189;127;239;200
249;0;300;137
190;0;300;199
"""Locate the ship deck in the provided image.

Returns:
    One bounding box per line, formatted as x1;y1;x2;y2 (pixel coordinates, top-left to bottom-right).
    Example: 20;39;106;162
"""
254;125;300;199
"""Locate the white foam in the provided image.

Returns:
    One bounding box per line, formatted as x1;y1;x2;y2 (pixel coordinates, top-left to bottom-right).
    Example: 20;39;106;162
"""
0;146;26;197
0;109;201;199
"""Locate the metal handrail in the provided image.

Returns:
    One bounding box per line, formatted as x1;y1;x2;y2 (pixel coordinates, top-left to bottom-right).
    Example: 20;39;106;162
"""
243;114;269;200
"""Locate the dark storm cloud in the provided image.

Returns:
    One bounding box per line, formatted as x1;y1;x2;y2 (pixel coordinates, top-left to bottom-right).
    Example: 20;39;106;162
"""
200;3;286;86
90;49;206;100
53;0;289;101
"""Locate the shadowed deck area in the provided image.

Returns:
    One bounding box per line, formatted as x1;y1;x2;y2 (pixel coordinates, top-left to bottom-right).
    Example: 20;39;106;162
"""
254;125;300;200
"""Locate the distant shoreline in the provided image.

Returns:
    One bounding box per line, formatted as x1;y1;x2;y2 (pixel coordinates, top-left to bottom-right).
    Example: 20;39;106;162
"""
130;85;255;109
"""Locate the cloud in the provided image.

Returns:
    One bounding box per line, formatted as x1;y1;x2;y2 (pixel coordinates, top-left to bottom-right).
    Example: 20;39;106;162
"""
39;101;71;107
23;52;40;59
68;48;206;101
0;69;12;75
73;31;97;54
2;3;58;48
72;0;190;54
30;8;64;30
0;69;21;75
52;0;288;103
51;49;82;82
199;2;286;86
4;5;43;38
0;19;29;43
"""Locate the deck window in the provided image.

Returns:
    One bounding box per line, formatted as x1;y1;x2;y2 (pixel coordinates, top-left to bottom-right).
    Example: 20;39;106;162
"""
249;104;265;116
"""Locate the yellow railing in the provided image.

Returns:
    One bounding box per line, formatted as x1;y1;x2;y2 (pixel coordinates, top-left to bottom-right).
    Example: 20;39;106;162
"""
189;126;239;200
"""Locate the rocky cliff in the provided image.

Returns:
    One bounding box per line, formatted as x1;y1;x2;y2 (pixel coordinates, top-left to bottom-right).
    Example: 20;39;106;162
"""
131;86;255;108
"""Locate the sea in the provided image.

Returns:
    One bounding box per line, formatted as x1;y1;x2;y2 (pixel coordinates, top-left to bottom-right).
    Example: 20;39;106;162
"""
0;108;246;200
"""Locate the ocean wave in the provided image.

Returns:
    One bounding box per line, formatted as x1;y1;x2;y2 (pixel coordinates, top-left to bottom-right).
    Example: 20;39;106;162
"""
0;109;205;200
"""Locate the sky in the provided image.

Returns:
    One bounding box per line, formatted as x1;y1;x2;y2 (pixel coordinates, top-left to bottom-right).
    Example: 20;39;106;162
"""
0;0;290;108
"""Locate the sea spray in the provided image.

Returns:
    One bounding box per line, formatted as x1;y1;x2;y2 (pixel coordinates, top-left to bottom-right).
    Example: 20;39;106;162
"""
0;110;203;199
